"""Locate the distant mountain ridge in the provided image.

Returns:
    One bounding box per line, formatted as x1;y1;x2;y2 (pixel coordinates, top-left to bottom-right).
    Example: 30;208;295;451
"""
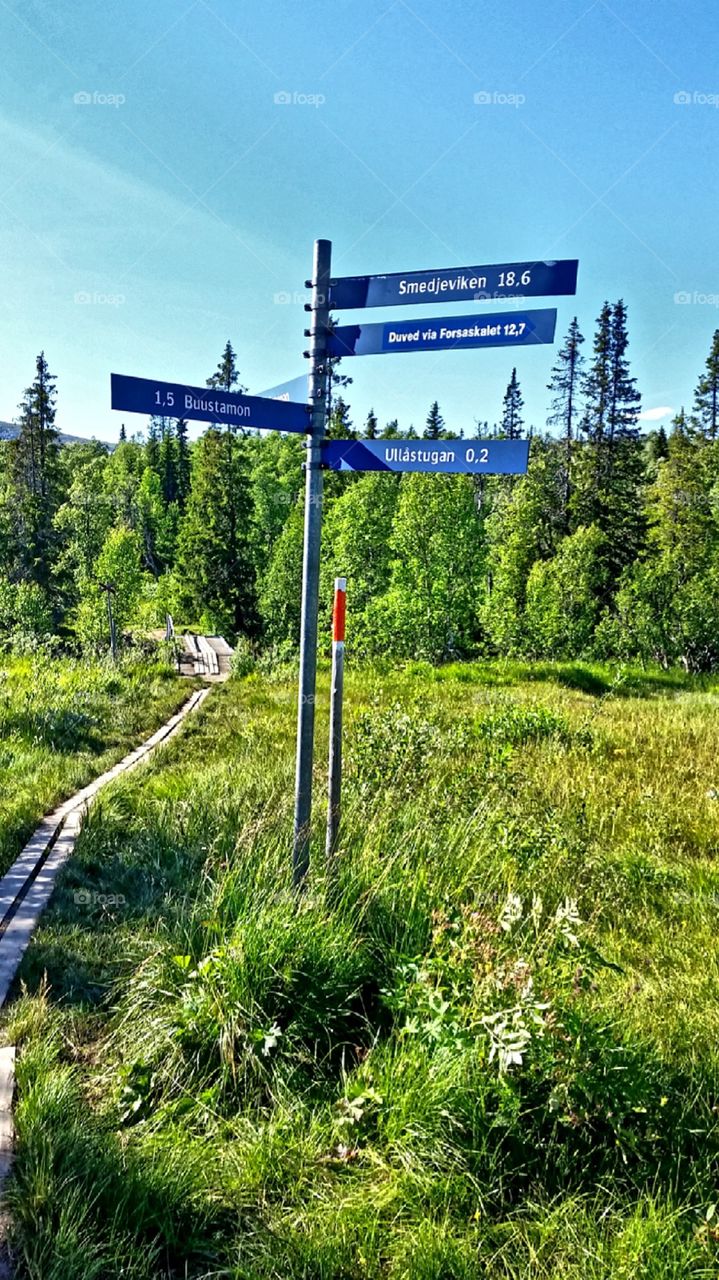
0;420;112;448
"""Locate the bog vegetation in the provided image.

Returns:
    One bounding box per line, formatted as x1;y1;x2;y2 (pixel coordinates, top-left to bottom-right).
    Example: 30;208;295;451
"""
3;661;719;1278
0;653;189;875
2;309;719;672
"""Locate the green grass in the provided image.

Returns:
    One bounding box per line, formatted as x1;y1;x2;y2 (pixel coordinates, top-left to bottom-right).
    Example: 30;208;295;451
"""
0;651;193;875
4;658;719;1278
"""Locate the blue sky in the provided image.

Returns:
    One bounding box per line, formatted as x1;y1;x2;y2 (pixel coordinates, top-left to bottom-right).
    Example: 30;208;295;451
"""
1;0;718;441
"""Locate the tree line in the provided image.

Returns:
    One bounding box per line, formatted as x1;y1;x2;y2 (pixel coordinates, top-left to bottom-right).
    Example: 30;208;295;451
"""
1;307;719;671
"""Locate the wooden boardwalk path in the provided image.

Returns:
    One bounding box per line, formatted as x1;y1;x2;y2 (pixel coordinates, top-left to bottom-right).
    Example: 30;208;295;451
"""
0;683;213;1269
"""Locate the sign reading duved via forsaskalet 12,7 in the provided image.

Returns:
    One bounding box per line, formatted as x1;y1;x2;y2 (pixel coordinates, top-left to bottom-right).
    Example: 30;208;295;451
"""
327;308;557;358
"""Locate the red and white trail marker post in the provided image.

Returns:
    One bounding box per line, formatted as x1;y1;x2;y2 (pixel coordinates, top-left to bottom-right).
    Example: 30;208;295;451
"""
326;577;346;859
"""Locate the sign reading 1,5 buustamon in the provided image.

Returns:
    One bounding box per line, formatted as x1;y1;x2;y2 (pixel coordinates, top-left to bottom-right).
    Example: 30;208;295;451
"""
110;373;309;433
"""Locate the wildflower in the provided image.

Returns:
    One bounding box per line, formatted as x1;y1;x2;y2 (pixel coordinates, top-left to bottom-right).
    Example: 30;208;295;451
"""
261;1023;282;1056
499;892;523;932
554;897;582;947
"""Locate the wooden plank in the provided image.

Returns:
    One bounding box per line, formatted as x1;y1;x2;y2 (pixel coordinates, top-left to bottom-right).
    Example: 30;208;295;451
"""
0;687;210;1010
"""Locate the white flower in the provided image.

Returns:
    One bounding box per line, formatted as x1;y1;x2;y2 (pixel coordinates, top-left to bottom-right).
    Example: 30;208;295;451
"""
261;1022;282;1056
499;892;523;933
554;897;582;948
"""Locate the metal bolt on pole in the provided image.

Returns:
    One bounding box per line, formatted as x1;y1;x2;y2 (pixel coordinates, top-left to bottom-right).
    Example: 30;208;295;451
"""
293;238;332;888
326;577;346;860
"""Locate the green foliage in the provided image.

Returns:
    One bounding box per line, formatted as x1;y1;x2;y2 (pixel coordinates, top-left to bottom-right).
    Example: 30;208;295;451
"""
229;634;257;678
6;664;719;1276
3;323;719;670
366;473;485;660
174;426;257;638
525;524;607;657
0;652;185;875
75;527;144;651
0;581;54;651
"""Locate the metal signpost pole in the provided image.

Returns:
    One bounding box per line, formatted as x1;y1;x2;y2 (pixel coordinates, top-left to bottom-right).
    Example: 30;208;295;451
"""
326;577;346;859
293;238;332;887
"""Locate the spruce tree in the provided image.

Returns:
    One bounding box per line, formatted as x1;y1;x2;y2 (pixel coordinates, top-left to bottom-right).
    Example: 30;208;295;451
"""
364;408;378;439
608;300;641;442
579;302;612;447
158;420;178;506
692;329;719;438
327;396;354;440
424;401;445;440
175;418;191;509
175;427;257;636
145;419;161;473
119;423;127;443
11;351;60;587
208;339;244;394
574;301;644;577
500;369;524;439
547;318;584;527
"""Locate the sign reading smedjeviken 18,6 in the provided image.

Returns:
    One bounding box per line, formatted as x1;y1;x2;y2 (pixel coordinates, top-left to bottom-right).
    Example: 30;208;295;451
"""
328;259;578;310
321;437;529;475
327;308;557;358
111;374;309;433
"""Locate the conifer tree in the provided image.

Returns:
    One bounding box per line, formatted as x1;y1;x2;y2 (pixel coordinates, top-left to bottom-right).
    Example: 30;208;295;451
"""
175;427;257;636
579;302;612;448
500;369;524;439
547;318;584;526
145;419;161;473
364;408;378;439
608;299;641;443
327;396;354;440
574;301;642;562
424;401;445;440
174;341;256;634
175;418;191;509
158;420;177;506
208;339;244;394
692;329;719;438
11;351;60;587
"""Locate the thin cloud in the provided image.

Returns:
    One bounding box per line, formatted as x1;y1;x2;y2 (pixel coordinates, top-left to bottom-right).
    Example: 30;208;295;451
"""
639;406;673;421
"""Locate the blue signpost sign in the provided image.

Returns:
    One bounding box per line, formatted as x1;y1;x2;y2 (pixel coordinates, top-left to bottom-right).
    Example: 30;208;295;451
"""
322;437;529;475
329;259;578;310
327;308;557;358
256;373;309;403
111;373;309;433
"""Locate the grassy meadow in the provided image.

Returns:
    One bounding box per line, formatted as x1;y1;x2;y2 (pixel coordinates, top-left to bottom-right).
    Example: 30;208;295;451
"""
0;652;191;875
3;658;719;1278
